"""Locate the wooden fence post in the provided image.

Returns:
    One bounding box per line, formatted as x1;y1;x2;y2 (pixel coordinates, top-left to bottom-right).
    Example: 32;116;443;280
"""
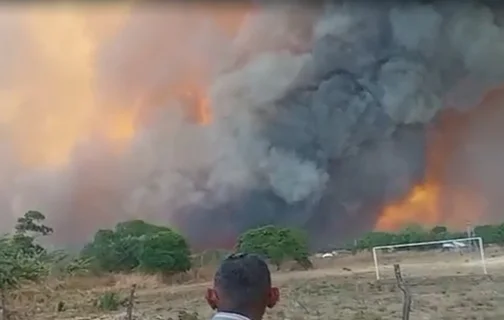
126;284;136;320
394;264;411;320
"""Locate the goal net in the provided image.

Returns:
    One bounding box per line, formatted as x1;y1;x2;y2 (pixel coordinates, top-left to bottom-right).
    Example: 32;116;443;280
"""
372;237;487;280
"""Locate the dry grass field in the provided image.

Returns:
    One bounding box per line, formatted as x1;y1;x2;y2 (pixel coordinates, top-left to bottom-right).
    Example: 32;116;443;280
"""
8;246;504;320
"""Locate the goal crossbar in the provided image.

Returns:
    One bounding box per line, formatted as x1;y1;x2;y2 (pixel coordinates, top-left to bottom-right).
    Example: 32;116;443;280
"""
372;236;487;280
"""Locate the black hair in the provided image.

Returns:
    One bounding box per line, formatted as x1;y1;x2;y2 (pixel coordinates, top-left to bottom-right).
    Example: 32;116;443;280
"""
214;253;272;311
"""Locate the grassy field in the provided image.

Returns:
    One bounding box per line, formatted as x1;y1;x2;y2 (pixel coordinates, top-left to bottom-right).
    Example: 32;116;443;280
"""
9;246;504;320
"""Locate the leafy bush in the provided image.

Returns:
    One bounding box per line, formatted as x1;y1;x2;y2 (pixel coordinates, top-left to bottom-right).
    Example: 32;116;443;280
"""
237;225;312;270
0;236;49;319
81;230;125;272
82;220;191;275
138;231;191;275
474;224;504;244
0;237;49;290
46;250;92;278
64;257;93;276
0;211;53;295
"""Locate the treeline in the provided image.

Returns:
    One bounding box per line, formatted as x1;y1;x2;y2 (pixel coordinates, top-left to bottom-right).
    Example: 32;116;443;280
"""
1;212;313;285
353;223;504;251
82;222;312;273
6;210;503;288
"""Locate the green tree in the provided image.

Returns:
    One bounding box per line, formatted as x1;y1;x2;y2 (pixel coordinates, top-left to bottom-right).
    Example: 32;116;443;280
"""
355;231;398;250
14;211;53;236
81;230;120;272
236;225;312;270
11;211;53;258
497;224;504;244
109;220;172;271
399;224;429;242
82;220;191;274
83;224;150;272
474;225;501;244
0;236;48;320
114;220;170;238
351;223;504;253
138;231;191;276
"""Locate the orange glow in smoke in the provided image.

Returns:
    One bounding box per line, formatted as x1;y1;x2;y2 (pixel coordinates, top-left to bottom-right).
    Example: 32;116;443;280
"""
0;6;134;167
172;79;213;125
376;86;504;231
182;89;212;125
2;4;250;168
376;184;442;230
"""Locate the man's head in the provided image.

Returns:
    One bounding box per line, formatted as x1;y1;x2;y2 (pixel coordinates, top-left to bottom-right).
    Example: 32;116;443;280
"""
206;253;279;320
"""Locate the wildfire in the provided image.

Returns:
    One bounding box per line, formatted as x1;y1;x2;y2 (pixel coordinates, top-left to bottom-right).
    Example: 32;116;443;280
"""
376;85;504;231
1;6;133;167
1;4;250;169
375;184;441;230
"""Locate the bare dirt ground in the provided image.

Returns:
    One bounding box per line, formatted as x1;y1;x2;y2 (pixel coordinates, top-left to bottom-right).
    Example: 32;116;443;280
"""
14;246;504;320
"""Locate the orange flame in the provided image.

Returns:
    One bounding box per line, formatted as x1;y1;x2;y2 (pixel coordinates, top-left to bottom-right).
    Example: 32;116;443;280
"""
2;4;250;168
376;86;504;231
376;184;441;230
1;5;134;167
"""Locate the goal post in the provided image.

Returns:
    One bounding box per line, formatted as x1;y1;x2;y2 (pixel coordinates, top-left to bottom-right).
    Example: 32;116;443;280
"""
372;237;487;280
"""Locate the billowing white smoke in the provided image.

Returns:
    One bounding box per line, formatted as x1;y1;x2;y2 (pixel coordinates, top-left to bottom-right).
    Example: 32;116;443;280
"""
1;1;504;248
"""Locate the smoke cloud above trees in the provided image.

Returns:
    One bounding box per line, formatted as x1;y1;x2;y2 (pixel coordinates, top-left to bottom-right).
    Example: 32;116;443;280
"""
1;2;504;249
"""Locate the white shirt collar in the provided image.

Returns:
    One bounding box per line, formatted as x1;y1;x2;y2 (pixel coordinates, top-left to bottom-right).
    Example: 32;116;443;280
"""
212;312;251;320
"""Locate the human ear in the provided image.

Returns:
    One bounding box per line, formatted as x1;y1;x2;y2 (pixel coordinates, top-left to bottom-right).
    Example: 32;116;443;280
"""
267;287;280;308
205;288;219;310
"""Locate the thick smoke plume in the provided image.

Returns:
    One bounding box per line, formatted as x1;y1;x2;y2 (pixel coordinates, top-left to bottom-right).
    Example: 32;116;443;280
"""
1;2;504;249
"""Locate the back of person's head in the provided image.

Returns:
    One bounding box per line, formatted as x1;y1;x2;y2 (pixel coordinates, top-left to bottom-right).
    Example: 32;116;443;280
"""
206;253;279;320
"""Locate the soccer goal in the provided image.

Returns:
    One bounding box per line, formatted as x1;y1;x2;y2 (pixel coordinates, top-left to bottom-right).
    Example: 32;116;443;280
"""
372;237;487;280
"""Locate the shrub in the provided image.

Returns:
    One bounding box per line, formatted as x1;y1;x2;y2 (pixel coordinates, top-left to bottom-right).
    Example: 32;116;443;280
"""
64;257;93;276
81;229;129;272
473;224;504;244
82;220;191;275
237;225;312;270
0;237;49;289
97;291;122;311
0;236;49;319
138;231;191;275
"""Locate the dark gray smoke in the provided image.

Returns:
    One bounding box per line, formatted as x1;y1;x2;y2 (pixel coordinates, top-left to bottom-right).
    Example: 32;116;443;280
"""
2;1;504;250
181;1;504;248
179;1;504;249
